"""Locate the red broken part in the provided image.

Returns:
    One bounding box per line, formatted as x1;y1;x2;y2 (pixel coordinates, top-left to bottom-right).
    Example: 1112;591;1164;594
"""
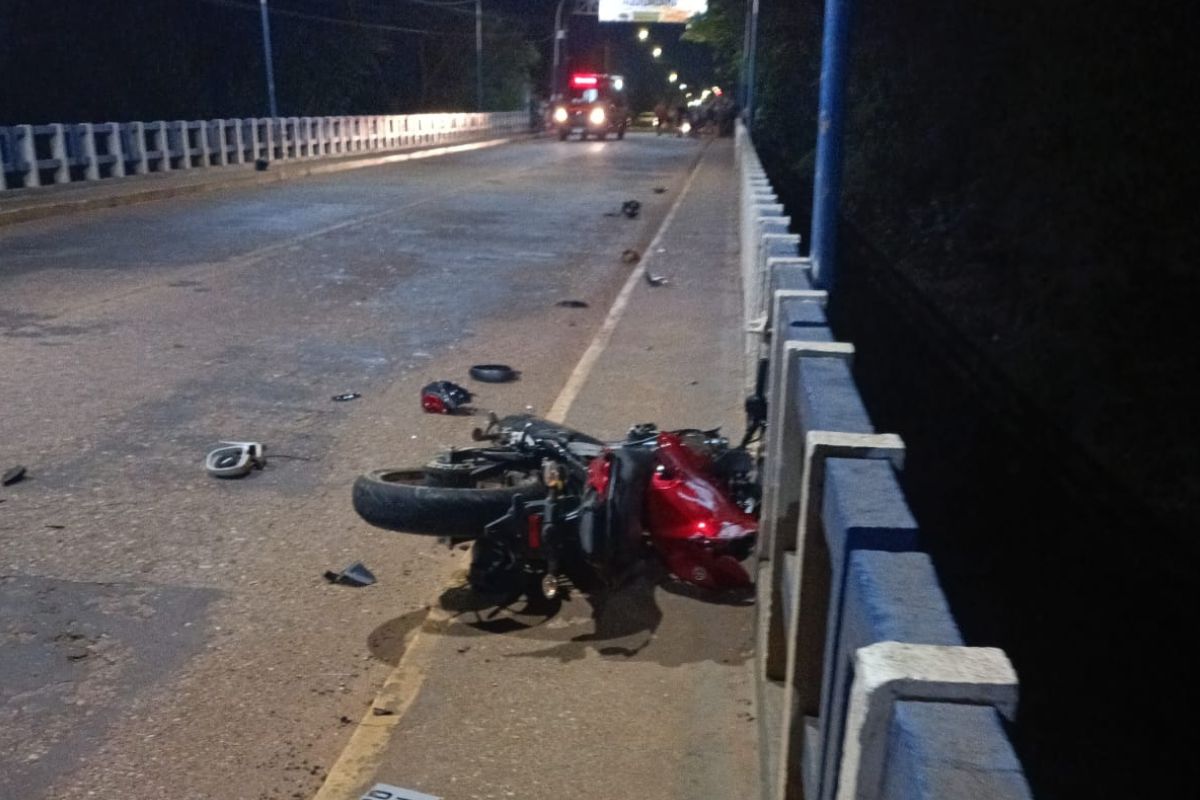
419;380;473;414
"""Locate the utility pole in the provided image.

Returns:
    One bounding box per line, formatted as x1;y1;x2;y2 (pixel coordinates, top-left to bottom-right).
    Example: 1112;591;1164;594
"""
744;0;760;123
551;0;568;98
258;0;279;117
475;0;484;110
809;0;854;291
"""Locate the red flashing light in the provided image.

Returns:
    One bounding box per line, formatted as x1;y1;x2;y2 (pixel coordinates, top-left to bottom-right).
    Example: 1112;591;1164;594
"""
570;74;599;88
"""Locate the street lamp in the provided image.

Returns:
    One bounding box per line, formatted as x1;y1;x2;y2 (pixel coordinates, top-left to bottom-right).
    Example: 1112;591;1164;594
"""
551;0;568;98
652;45;663;58
637;27;649;41
475;0;483;111
258;0;278;117
668;71;678;83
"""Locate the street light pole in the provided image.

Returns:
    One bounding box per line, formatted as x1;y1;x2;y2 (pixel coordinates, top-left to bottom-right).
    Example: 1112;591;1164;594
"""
809;0;854;291
258;0;279;117
744;0;760;123
551;0;567;98
475;0;484;110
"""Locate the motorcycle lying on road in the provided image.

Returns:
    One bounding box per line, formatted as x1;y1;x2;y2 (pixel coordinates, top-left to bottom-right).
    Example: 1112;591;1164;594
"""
352;414;760;599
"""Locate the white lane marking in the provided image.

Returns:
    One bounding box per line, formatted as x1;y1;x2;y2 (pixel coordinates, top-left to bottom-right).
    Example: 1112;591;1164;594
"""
545;148;708;423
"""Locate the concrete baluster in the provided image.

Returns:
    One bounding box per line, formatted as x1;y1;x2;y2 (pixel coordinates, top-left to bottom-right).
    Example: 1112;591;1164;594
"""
126;122;148;175
79;123;100;180
15;125;39;187
836;643;1019;800
48;124;69;184
231;120;246;164
104;123;126;177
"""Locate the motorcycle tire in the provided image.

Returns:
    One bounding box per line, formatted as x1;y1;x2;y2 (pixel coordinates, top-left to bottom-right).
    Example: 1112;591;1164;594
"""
352;467;545;537
468;363;519;383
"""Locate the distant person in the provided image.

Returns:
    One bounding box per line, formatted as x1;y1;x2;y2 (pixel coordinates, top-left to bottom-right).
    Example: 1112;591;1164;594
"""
654;100;670;136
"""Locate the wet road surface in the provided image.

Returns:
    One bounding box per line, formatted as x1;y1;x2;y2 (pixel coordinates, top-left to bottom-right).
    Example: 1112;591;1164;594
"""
0;134;706;800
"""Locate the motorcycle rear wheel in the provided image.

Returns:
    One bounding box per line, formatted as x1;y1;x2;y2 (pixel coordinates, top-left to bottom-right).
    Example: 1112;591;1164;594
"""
353;467;545;538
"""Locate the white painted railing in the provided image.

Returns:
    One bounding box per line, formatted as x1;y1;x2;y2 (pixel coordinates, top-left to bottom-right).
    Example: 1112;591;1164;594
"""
737;120;1034;800
0;112;531;191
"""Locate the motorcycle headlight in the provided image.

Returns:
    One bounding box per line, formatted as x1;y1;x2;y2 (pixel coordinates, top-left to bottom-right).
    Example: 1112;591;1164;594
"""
588;107;606;126
680;121;692;134
553;107;568;123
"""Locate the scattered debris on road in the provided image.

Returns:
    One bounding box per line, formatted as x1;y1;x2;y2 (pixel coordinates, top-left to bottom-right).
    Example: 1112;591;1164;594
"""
420;380;473;414
645;272;670;287
468;364;519;383
254;158;270;171
361;783;442;800
653;186;667;193
621;200;641;218
332;392;362;402
204;441;266;478
372;707;396;716
2;465;26;486
621;248;641;264
323;561;377;587
556;299;589;308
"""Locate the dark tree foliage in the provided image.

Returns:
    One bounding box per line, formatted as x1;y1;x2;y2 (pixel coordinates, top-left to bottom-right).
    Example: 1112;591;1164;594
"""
705;1;1197;797
0;0;540;123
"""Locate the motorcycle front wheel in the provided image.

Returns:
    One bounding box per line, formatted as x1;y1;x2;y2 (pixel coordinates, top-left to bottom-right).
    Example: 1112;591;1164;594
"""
352;467;545;538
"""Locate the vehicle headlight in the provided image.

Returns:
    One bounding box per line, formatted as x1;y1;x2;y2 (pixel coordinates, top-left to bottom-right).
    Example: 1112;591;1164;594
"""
680;121;692;134
553;107;568;123
588;107;606;126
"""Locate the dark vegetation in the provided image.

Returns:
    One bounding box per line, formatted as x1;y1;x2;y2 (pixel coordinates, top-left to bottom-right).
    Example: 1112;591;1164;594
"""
0;0;544;123
697;0;1196;797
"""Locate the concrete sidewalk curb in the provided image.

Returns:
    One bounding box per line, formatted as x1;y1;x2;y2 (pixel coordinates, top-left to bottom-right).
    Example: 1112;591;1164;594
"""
0;133;533;229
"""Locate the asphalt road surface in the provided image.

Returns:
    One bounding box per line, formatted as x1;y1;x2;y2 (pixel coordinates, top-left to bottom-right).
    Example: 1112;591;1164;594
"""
0;135;713;800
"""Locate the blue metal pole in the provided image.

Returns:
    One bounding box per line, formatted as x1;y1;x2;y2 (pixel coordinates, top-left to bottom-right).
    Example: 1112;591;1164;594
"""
259;0;279;118
744;0;760;123
809;0;853;291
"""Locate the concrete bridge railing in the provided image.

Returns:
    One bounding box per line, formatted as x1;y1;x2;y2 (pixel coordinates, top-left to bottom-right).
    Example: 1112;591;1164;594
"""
736;121;1034;800
0;111;530;191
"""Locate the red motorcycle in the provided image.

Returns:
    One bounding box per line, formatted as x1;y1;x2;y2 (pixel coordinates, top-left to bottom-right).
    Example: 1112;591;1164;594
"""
352;414;759;598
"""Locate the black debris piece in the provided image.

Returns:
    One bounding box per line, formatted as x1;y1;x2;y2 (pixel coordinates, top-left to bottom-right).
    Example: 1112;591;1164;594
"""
255;158;270;171
331;392;361;402
645;272;669;287
323;562;377;587
420;380;474;414
2;465;26;486
371;707;396;716
621;249;641;264
556;300;589;308
621;200;641;218
653;186;667;194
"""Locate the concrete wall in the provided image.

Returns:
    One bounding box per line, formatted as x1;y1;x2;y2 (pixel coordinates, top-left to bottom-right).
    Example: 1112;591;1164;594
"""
737;122;1034;800
0;112;530;191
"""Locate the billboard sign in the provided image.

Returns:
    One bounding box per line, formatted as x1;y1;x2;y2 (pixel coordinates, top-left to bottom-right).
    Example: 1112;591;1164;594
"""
597;0;708;24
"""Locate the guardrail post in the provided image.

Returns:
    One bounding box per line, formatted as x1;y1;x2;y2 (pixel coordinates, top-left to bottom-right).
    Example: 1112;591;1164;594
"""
836;642;1018;800
16;125;39;187
152;121;171;172
171;121;190;169
78;123;100;180
124;122;146;175
48;124;69;184
103;123;126;177
1;130;10;190
211;120;226;166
